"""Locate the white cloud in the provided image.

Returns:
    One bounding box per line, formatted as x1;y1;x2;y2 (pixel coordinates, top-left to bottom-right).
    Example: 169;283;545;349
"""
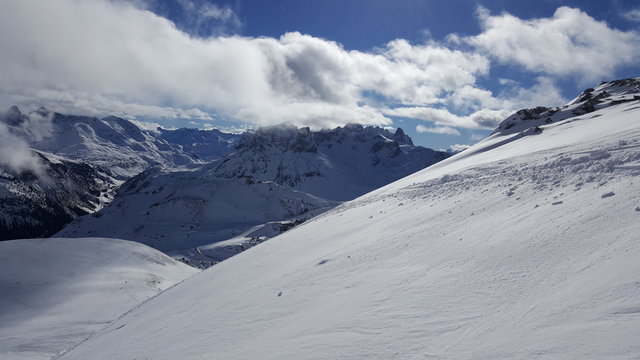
0;0;490;131
175;0;242;36
0;110;47;176
446;76;566;118
0;1;631;138
415;125;460;136
466;6;640;82
0;125;42;175
1;88;216;122
129;119;165;132
387;107;512;130
467;108;515;128
449;144;471;152
499;78;519;86
501;76;566;109
621;8;640;22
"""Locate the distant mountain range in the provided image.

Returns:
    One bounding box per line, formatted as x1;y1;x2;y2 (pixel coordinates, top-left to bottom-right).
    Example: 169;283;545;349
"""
1;108;449;263
0;107;241;240
57;123;449;267
157;127;240;161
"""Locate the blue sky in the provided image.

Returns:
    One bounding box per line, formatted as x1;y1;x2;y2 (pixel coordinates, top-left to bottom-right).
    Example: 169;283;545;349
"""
1;0;640;150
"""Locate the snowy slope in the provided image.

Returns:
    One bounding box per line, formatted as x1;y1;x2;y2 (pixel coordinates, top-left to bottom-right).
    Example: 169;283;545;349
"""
60;79;640;359
57;168;337;253
0;237;198;360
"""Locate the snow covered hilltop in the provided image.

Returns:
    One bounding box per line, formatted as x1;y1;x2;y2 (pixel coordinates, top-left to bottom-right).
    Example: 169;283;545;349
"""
55;80;640;359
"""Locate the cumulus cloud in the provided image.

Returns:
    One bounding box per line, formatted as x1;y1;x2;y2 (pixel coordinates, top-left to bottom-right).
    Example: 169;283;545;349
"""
444;76;566;124
0;0;490;130
466;6;640;82
0;1;632;137
415;125;460;136
501;76;566;109
386;107;512;130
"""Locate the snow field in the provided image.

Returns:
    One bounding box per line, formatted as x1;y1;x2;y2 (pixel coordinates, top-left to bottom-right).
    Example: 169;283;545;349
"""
0;238;199;360
59;93;640;358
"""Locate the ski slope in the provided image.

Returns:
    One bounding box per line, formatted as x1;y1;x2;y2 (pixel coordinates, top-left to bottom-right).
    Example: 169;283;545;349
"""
58;83;640;359
0;238;199;360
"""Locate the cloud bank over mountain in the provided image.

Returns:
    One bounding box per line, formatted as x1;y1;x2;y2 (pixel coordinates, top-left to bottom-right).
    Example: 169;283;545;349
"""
0;1;638;132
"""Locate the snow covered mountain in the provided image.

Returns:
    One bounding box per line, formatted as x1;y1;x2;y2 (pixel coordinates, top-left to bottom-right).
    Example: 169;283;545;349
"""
57;124;448;266
58;79;640;359
2;106;197;179
0;237;198;360
158;127;240;161
0;106;244;241
213;124;448;201
0;152;112;240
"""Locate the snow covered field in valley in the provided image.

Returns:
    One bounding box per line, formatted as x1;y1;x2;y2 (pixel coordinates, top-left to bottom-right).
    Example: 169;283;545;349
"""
56;82;640;359
0;238;199;360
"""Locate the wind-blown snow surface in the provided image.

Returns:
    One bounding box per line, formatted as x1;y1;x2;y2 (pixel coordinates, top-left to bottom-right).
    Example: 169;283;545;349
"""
0;238;198;360
59;84;640;358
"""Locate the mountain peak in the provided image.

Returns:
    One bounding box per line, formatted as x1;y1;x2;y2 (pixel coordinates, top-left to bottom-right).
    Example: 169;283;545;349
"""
237;124;317;153
392;127;413;145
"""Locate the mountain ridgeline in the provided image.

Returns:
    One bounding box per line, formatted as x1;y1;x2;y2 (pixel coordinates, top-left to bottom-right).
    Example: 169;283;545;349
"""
57;123;450;266
0;107;238;240
494;78;640;135
158;127;240;161
213;123;447;200
1;108;448;249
